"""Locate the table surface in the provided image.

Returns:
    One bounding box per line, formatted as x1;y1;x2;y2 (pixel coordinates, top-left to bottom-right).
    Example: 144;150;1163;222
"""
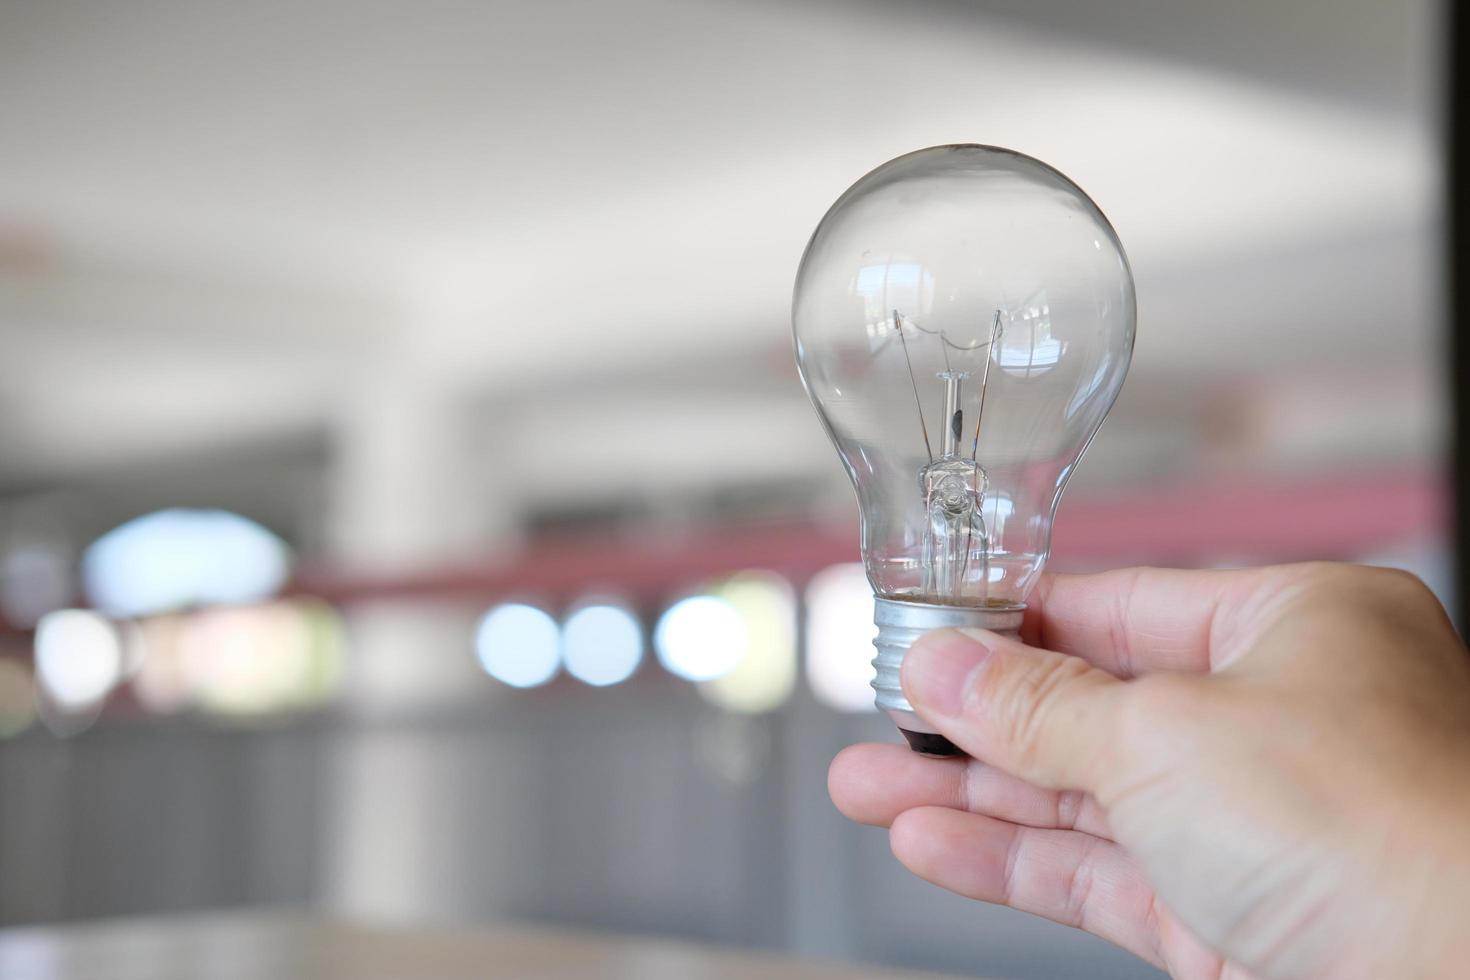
0;910;968;980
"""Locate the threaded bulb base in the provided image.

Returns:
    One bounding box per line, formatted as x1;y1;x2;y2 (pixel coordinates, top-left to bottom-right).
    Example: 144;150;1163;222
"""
872;597;1024;756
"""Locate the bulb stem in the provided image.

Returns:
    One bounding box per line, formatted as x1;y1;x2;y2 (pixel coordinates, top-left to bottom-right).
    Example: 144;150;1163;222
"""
871;596;1023;757
939;370;963;458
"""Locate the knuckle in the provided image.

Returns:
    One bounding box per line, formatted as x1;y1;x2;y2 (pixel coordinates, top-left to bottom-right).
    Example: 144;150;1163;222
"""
1286;562;1445;626
1290;562;1433;605
1054;788;1086;831
1364;566;1440;610
1062;838;1099;928
1276;561;1360;599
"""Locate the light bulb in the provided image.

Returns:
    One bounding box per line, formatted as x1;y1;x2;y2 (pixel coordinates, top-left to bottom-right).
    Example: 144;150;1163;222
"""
792;145;1135;756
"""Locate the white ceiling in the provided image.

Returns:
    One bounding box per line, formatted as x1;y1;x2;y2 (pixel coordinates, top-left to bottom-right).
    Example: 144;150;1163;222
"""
0;0;1442;503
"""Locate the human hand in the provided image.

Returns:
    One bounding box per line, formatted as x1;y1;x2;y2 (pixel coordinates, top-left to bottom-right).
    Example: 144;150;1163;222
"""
829;564;1470;979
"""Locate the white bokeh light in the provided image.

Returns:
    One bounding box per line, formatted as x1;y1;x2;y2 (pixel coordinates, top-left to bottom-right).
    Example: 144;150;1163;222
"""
805;564;879;712
475;604;561;689
34;609;124;708
562;603;642;687
654;595;747;682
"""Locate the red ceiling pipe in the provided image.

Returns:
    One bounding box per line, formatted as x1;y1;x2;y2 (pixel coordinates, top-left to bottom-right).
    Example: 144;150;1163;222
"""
286;467;1448;609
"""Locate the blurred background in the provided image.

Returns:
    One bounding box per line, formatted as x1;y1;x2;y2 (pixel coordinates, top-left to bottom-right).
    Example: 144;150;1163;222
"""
0;1;1446;978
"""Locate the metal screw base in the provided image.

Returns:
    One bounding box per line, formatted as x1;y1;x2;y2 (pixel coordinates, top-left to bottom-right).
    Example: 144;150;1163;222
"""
872;596;1024;754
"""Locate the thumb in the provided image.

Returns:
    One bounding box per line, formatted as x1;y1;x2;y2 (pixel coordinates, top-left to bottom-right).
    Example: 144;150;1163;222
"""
901;627;1129;793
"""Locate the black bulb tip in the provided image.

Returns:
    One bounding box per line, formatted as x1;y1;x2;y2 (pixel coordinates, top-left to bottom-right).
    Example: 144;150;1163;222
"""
899;729;966;758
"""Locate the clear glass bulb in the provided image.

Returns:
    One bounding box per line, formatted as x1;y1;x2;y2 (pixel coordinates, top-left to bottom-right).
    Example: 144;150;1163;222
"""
792;145;1135;749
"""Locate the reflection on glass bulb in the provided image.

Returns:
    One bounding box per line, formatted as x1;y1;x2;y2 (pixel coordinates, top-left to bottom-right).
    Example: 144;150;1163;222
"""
793;145;1134;753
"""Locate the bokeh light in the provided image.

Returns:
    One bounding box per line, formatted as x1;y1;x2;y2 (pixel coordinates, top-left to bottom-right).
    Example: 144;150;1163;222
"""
181;602;335;716
131;614;192;713
805;563;879;712
118;619;148;680
0;659;37;738
654;595;747;682
33;609;123;709
82;509;291;618
296;599;348;704
562;602;642;687
698;572;796;714
128;601;344;716
475;603;561;688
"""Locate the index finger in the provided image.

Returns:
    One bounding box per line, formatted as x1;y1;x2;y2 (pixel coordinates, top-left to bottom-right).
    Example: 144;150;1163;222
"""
1023;566;1273;677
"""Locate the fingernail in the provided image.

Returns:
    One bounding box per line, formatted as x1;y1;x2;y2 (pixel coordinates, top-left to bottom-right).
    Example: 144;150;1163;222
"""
902;628;995;717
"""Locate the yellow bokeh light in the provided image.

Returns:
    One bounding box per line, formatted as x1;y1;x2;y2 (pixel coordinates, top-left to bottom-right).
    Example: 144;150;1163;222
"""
697;571;797;715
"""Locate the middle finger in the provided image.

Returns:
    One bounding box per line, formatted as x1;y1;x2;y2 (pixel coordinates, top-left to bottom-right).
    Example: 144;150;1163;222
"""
829;742;1113;839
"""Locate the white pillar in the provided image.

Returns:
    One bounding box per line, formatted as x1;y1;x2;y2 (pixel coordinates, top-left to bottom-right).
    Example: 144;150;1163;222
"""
327;374;506;714
316;369;519;924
